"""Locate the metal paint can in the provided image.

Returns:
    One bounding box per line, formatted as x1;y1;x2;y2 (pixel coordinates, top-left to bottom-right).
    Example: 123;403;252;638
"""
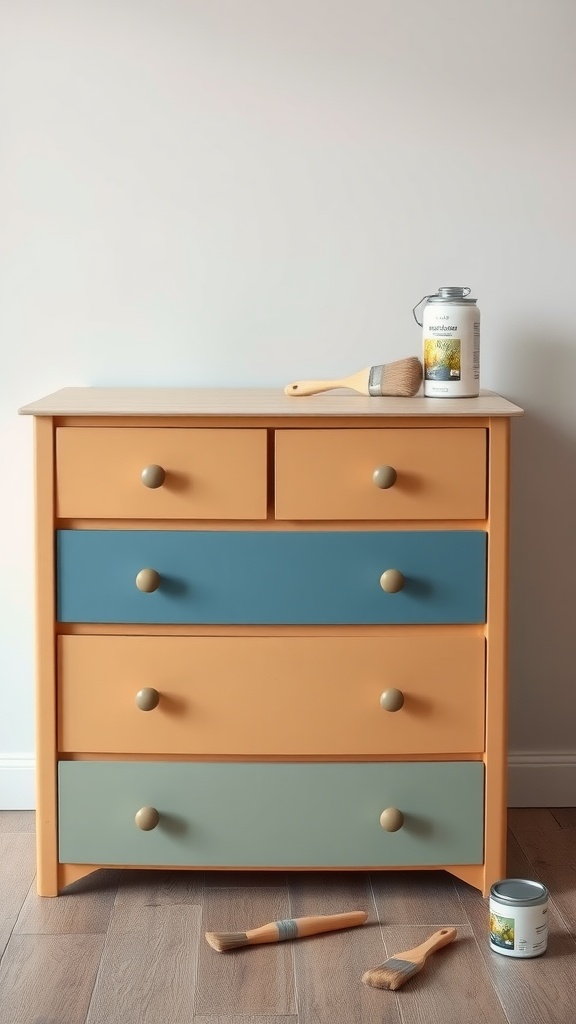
413;286;480;398
489;878;549;958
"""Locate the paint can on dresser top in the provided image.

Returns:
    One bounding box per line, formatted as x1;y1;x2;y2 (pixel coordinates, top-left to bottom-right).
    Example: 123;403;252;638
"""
414;286;480;398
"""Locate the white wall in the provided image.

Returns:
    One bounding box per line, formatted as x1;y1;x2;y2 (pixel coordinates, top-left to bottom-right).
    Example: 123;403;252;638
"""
2;0;575;806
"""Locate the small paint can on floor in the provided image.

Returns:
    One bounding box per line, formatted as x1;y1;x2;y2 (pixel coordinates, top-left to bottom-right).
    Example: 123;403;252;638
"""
489;878;549;958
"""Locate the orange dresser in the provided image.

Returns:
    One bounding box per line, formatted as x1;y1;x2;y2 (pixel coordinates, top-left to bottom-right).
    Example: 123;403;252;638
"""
19;387;522;895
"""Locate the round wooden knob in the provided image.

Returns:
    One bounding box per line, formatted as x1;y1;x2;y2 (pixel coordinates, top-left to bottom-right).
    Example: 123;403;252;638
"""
135;568;161;593
135;806;160;831
380;688;405;712
141;464;166;489
380;569;405;594
373;465;397;489
380;808;404;832
135;687;160;711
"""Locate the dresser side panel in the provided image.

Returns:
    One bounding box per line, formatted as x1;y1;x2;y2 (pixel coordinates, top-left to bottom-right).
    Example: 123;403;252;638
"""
34;417;59;896
484;417;511;893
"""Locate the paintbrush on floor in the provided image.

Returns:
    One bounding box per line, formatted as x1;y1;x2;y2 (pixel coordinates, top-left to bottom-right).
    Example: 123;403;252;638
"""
362;927;457;990
284;356;422;397
205;910;368;952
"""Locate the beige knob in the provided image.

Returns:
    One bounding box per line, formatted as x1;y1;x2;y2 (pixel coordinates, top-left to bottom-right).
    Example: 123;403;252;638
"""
135;806;160;831
135;568;161;593
380;569;405;594
135;687;160;711
373;465;397;489
141;464;166;489
380;807;404;832
380;688;405;712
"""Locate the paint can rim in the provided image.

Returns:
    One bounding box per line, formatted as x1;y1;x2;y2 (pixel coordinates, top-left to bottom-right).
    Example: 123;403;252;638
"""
490;878;549;907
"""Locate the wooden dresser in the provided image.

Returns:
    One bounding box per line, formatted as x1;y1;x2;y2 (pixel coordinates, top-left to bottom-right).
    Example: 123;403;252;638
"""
19;387;522;897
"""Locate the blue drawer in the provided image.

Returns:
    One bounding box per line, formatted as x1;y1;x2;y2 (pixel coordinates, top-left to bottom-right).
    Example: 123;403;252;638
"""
57;529;486;624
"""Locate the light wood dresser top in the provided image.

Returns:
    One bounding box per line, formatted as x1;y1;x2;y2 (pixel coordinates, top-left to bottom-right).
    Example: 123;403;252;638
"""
19;387;523;417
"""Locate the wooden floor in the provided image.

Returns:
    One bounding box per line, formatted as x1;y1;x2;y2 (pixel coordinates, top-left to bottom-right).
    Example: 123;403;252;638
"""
1;809;575;1023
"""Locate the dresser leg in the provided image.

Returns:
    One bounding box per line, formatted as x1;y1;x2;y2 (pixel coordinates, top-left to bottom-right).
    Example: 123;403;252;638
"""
35;833;60;897
447;864;487;895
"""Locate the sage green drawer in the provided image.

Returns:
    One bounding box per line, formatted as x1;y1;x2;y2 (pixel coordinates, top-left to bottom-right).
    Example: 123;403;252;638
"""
58;761;484;868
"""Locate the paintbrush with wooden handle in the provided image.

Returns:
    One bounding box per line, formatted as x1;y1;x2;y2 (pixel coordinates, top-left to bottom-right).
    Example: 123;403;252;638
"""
284;356;422;397
362;927;457;990
205;910;368;952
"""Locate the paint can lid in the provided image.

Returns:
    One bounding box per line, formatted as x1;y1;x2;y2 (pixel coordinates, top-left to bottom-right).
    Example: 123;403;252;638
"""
427;286;477;303
490;878;549;906
412;285;477;325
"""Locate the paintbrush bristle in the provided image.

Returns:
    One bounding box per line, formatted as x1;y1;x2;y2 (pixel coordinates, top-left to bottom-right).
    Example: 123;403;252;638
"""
370;357;423;397
362;927;457;989
362;956;421;990
205;931;250;952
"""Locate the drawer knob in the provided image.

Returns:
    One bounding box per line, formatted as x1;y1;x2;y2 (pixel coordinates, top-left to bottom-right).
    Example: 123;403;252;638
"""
373;465;397;489
380;688;405;712
135;806;160;831
380;807;404;832
135;687;160;711
380;569;405;594
136;568;161;593
141;464;166;489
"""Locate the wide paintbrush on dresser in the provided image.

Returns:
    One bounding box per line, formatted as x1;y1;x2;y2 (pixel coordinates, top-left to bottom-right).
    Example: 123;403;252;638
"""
19;387;522;897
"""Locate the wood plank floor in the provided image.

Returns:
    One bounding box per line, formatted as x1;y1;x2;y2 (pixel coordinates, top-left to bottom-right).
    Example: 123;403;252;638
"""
0;809;575;1023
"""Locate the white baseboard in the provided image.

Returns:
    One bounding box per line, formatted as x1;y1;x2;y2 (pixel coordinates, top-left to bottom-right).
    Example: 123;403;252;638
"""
0;755;35;810
1;752;575;811
507;752;576;807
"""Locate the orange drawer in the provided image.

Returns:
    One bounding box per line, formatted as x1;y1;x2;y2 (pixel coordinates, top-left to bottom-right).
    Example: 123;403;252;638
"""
56;427;267;519
58;634;485;756
275;428;486;520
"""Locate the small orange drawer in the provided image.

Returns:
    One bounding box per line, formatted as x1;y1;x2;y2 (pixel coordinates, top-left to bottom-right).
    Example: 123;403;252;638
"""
275;428;486;520
58;634;485;756
56;427;267;519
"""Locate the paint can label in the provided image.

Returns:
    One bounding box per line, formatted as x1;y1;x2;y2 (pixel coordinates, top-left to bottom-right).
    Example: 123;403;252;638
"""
489;900;548;957
424;337;462;382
